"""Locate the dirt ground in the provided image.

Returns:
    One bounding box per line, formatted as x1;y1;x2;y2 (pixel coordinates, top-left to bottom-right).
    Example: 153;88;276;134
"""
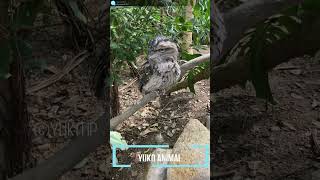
110;71;210;179
212;57;320;180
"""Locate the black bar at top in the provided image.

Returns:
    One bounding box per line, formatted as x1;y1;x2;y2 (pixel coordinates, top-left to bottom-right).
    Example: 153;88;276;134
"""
110;0;186;6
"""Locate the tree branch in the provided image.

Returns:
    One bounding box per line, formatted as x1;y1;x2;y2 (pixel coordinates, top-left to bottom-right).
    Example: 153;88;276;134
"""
180;54;209;75
168;65;210;93
10;113;108;180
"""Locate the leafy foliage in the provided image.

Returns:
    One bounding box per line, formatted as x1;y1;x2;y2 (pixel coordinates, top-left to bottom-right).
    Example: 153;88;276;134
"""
222;0;320;103
110;0;211;81
192;0;210;46
187;61;209;93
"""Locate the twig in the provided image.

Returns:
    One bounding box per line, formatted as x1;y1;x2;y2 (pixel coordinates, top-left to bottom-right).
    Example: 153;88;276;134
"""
275;66;300;70
10;112;108;180
26;51;89;94
119;78;138;91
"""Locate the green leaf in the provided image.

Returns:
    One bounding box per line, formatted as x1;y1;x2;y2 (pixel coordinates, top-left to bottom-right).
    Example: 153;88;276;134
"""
110;131;128;150
249;22;276;104
175;16;185;24
187;73;196;94
181;52;202;61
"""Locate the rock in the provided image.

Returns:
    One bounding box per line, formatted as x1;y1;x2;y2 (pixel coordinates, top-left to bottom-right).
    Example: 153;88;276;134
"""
145;149;172;180
167;119;210;180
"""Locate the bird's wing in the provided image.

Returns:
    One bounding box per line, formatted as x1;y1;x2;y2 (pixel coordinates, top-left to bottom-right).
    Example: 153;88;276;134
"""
141;74;164;94
138;61;153;92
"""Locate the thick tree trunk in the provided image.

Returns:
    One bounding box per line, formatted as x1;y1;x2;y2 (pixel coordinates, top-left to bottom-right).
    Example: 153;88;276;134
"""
0;0;31;179
7;59;31;177
181;0;194;54
0;1;9;178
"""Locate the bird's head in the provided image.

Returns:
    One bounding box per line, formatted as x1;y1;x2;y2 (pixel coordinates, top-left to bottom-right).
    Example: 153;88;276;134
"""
147;36;178;62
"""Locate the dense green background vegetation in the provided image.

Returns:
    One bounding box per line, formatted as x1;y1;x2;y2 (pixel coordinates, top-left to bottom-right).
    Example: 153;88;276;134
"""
110;0;210;73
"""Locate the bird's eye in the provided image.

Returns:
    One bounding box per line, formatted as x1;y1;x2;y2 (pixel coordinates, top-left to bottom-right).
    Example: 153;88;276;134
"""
159;49;165;52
